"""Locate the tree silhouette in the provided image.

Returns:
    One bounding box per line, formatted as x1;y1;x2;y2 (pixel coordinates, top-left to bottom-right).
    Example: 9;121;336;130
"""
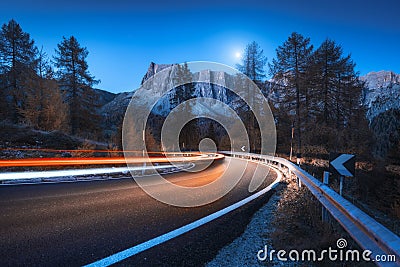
54;36;99;136
171;62;196;149
0;19;38;122
269;32;313;157
236;41;267;82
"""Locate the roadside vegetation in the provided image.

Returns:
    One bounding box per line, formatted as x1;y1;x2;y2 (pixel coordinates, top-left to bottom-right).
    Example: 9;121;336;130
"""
270;177;376;266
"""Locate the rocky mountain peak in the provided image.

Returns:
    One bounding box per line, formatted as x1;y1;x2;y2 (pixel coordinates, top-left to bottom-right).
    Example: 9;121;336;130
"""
360;70;400;121
360;70;400;89
141;62;174;85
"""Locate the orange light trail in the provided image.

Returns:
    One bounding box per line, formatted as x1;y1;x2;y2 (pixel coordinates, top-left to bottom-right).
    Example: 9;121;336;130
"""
0;148;177;154
0;153;224;168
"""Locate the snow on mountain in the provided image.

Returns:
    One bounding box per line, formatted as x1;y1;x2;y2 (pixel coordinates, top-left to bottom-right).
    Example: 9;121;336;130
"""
361;70;400;93
100;62;274;139
102;64;400;136
100;63;233;127
361;70;400;121
135;63;246;117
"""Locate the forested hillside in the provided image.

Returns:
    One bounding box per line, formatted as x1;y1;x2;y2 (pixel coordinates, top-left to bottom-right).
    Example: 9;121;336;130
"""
0;19;117;142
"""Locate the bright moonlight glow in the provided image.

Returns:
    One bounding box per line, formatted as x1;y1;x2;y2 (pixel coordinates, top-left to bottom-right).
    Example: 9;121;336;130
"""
235;52;241;58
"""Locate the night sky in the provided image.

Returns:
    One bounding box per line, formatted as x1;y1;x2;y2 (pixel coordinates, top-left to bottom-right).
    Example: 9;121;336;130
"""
1;0;399;93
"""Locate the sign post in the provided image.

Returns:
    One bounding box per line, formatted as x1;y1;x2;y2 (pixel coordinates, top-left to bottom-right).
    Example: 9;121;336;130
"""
339;176;344;196
142;128;146;176
322;171;330;222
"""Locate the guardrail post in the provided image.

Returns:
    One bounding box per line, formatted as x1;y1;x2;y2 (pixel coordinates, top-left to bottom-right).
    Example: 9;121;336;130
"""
322;171;330;222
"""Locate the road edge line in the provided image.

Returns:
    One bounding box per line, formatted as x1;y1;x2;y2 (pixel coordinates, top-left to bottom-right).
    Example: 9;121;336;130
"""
84;162;282;267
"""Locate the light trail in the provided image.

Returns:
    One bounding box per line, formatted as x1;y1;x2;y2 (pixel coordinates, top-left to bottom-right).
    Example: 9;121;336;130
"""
0;148;126;153
0;164;191;181
0;153;224;167
0;148;179;154
0;157;146;167
0;148;205;155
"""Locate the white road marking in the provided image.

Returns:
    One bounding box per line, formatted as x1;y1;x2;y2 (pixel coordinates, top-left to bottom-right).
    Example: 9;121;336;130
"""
84;164;282;267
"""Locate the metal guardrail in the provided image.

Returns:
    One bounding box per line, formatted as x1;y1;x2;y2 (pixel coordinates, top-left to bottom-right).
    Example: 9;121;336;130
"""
221;151;400;267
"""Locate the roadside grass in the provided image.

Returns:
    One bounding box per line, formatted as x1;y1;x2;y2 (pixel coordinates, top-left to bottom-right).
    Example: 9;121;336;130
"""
270;177;376;266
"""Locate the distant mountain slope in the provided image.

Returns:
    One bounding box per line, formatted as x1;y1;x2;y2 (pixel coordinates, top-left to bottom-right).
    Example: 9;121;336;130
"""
100;62;272;151
100;62;175;138
360;71;400;159
93;88;117;107
360;70;400;121
105;68;400;124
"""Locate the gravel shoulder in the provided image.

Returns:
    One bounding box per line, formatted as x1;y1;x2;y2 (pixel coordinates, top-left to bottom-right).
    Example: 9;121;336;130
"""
206;186;285;267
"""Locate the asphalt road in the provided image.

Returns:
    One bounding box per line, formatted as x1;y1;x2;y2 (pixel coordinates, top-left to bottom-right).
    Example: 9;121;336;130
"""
0;157;277;266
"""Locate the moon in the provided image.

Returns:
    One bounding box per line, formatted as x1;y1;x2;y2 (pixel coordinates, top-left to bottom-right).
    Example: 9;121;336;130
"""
235;52;241;58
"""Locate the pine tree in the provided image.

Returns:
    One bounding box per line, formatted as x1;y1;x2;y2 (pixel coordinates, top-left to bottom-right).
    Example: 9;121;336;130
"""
171;62;193;106
269;32;313;157
0;19;38;122
236;41;267;82
171;62;195;149
310;39;362;127
305;39;367;153
269;34;369;155
235;41;266;152
53;36;99;136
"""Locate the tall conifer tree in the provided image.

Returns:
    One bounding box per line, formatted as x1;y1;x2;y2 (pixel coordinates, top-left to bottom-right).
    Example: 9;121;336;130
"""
54;36;99;136
0;19;38;121
269;32;313;157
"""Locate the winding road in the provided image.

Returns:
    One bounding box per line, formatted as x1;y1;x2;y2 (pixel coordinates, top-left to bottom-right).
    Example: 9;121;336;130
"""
0;157;277;266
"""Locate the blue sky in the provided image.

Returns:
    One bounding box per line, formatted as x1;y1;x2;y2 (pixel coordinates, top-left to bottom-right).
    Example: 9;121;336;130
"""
1;0;399;93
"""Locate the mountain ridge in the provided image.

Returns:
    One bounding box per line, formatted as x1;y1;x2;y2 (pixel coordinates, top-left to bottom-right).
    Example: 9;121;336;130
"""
101;63;400;119
97;63;400;148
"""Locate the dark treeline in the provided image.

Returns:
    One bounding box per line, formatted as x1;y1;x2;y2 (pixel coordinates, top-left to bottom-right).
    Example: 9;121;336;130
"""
237;33;372;160
0;19;100;139
237;35;399;220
